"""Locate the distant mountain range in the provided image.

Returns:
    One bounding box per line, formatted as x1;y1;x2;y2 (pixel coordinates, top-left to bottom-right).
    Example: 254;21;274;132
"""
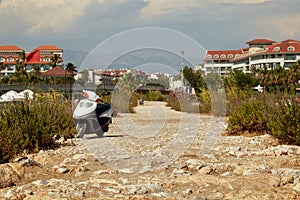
63;49;89;69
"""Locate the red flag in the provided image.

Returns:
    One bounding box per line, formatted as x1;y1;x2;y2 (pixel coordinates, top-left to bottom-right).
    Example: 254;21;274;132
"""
26;50;40;64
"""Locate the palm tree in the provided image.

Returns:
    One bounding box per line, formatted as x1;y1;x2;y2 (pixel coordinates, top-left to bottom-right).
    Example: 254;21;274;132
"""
12;51;28;83
0;62;6;72
31;64;41;77
65;62;77;76
50;54;62;68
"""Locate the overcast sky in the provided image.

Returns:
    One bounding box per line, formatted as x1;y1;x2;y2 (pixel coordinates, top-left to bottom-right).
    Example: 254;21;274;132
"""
1;0;300;69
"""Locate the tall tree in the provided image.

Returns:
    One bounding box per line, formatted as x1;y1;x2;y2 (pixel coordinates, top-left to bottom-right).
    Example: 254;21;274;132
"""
31;64;41;77
182;66;205;95
50;54;62;68
65;62;77;76
13;51;27;82
0;62;6;71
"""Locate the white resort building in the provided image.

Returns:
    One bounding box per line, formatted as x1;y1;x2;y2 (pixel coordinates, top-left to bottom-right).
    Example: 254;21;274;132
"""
0;45;63;77
200;38;300;75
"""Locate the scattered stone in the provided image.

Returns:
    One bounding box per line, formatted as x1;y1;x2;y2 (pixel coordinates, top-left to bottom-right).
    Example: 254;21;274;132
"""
0;163;24;188
293;183;300;192
75;171;83;177
93;169;111;175
56;167;70;174
32;180;49;186
198;166;213;175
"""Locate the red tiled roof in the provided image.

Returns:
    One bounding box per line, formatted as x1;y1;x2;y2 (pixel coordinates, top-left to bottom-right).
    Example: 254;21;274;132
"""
41;66;72;77
34;45;62;51
281;39;300;44
0;45;23;51
232;40;300;62
25;50;40;64
264;42;300;53
206;49;243;60
246;39;275;45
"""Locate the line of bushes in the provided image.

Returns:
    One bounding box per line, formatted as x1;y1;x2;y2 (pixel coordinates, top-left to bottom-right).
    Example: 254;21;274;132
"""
0;95;76;164
227;95;300;145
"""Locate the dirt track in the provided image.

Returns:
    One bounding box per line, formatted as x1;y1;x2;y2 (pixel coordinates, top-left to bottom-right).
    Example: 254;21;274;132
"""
1;101;300;199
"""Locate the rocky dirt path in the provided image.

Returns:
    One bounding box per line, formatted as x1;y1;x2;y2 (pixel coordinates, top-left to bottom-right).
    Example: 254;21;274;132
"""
1;101;300;200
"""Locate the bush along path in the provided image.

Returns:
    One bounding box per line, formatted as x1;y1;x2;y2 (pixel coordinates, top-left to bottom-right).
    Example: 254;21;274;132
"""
227;96;300;145
0;101;300;199
0;96;76;164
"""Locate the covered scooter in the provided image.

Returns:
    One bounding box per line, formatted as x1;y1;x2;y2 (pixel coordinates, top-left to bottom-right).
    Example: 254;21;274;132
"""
73;90;112;138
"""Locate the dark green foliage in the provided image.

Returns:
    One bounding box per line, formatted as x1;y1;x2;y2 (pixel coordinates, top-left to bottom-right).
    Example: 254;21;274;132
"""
233;70;258;91
145;90;165;101
267;100;300;145
227;95;300;145
182;66;206;95
227;99;269;135
0;99;76;164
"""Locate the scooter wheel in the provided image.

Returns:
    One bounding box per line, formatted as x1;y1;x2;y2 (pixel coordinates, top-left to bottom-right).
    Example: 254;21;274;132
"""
76;122;87;138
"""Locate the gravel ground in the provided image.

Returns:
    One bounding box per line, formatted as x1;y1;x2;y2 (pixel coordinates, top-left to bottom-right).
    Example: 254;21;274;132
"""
1;101;300;200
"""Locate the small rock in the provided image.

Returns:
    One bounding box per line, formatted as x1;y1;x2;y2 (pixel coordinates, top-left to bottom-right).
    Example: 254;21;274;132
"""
4;189;15;199
72;154;88;160
198;166;212;175
57;167;70;174
104;187;121;194
0;163;25;188
221;171;231;176
75;172;83;177
242;170;259;176
94;169;111;175
68;190;84;197
281;174;294;185
32;180;49;186
172;168;186;174
183;188;193;196
185;159;201;166
293;183;300;192
63;158;72;164
48;191;60;197
139;165;152;173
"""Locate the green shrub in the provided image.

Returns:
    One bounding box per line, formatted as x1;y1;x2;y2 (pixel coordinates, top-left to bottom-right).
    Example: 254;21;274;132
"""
0;98;76;164
227;95;300;145
227;99;269;135
145;90;165;101
267;100;300;145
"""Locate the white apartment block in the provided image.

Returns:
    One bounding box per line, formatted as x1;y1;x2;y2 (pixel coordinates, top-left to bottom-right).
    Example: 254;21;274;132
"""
201;38;300;75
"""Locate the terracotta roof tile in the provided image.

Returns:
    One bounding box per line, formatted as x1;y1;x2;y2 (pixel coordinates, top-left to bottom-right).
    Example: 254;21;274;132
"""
206;49;244;60
246;39;275;45
281;39;300;44
41;66;72;77
34;45;62;51
264;42;300;53
0;45;23;51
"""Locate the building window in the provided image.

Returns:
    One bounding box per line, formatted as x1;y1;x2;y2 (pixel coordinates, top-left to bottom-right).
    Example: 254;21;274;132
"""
228;54;233;58
213;54;219;59
7;65;14;71
285;54;296;60
44;57;50;62
287;46;295;51
273;47;280;51
220;54;226;58
206;54;212;59
0;57;5;62
8;57;15;62
235;54;240;58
